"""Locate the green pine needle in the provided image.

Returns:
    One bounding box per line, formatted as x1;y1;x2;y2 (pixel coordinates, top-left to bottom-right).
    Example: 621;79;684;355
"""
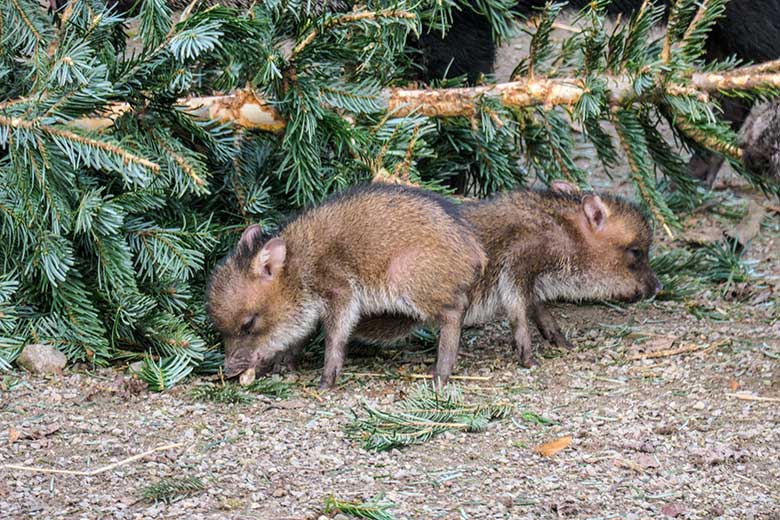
323;495;397;520
650;241;757;301
142;476;206;504
190;383;253;404
190;376;292;403
347;384;512;452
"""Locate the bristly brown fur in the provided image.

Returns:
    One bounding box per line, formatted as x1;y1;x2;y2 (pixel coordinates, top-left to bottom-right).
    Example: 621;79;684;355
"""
228;183;470;273
207;183;486;388
353;186;661;367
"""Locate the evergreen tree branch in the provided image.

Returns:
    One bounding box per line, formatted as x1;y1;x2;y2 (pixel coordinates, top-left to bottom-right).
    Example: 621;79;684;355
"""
0;114;160;172
290;9;417;59
614;111;675;238
674;116;743;159
8;0;45;51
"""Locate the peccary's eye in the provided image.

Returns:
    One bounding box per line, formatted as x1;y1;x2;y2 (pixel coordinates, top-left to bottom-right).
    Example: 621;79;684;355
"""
240;315;257;335
628;247;643;261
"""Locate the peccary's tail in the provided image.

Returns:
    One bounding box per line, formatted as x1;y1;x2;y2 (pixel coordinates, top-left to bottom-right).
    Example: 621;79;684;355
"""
352;314;419;345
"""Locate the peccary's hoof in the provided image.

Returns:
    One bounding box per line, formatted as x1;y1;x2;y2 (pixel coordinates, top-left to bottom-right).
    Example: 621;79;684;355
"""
318;374;336;390
553;335;575;351
432;374;449;390
519;355;539;369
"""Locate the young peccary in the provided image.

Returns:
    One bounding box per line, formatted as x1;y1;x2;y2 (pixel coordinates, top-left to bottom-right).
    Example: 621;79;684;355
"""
206;184;486;388
353;183;662;366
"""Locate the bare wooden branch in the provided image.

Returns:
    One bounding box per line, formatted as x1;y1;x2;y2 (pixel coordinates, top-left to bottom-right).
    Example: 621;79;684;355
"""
627;342;715;360
69;90;286;134
725;393;780;403
723;58;780;77
58;63;780;139
690;71;780;92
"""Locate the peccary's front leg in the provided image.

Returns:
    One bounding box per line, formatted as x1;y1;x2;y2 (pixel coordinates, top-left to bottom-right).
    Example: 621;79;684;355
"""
433;302;467;388
508;305;536;368
530;302;574;351
319;298;359;389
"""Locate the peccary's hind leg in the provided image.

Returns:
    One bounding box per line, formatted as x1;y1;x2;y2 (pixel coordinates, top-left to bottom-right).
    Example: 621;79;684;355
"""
499;274;536;368
433;301;467;388
530;302;574;351
509;308;536;368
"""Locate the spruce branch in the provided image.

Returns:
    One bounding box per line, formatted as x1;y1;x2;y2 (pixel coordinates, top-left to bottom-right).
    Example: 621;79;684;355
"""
613;111;675;238
347;384;512;452
290;9;417;59
7;0;46;54
323;495;397;520
142;476;206;504
674;116;743;160
0;114;160;172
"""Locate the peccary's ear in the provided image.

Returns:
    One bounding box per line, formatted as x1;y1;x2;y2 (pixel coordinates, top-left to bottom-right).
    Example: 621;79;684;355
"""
253;238;286;280
550;180;579;194
239;224;262;247
582;195;609;232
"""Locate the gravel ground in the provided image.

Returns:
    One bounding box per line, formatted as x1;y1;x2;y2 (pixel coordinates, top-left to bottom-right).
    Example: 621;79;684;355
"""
2;213;779;519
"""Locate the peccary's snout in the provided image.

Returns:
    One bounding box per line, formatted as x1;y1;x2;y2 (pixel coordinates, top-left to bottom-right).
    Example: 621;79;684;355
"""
223;340;258;379
646;273;663;298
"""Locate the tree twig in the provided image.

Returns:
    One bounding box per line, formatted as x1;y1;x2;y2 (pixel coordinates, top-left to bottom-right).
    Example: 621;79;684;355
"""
3;442;184;476
291;9;416;59
342;372;492;381
725;393;780;403
407;374;492;382
628;341;723;360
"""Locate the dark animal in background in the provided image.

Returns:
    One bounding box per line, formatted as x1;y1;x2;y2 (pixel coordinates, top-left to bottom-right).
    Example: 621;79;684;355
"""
206;184;486;388
457;0;780;185
354;181;662;367
740;101;780;182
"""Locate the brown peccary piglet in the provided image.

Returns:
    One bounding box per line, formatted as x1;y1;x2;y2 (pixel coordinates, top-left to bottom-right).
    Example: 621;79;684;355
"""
353;182;662;366
206;184;486;389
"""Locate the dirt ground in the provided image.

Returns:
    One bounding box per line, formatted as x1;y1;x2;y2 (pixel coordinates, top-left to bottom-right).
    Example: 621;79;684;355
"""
1;199;779;519
2;22;780;520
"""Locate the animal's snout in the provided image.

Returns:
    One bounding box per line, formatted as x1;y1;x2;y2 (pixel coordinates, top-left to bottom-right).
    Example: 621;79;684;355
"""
223;355;253;378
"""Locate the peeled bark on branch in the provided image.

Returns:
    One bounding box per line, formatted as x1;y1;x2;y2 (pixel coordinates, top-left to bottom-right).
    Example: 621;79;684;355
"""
67;65;780;133
70;90;285;133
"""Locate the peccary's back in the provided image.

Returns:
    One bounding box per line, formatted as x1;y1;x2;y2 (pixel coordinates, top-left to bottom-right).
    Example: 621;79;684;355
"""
282;184;486;311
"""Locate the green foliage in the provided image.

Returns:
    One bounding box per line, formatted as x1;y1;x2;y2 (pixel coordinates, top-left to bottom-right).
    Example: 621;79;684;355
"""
515;0;779;228
518;410;558;425
0;0;776;388
324;495;397;520
347;384;512;451
0;0;424;385
190;382;253;404
142;476;206;504
190;376;292;403
651;240;756;301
